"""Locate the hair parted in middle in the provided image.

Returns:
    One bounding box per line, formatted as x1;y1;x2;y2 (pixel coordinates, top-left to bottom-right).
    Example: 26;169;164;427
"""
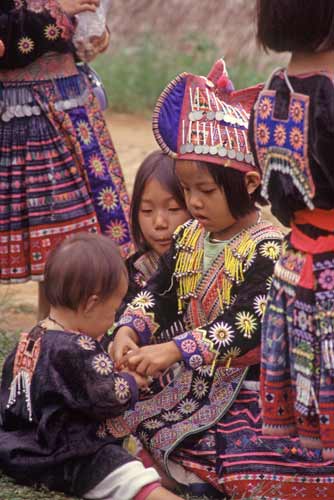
130;150;186;251
44;232;127;310
257;0;334;53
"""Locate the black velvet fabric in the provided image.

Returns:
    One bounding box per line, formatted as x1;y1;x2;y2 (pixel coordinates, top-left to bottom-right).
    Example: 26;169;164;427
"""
0;1;73;69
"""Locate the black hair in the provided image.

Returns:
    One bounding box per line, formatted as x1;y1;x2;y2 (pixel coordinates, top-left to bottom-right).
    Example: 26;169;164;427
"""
131;150;186;251
44;232;127;310
257;0;334;53
199;162;267;219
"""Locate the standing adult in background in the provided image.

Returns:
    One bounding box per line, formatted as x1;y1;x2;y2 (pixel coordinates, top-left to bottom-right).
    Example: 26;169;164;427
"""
0;0;133;319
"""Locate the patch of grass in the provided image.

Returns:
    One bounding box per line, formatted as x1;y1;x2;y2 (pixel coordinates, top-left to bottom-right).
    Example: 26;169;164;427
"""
92;34;268;115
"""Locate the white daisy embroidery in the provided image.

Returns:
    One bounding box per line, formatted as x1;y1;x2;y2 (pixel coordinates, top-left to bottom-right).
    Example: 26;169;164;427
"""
259;241;281;261
143;418;164;430
178;398;199;415
209;322;235;347
192;377;209;399
221;346;241;363
162;410;182;422
196;365;212;376
235;311;258;339
92;354;113;375
77;335;96;351
131;291;155;310
114;377;130;401
253;295;267;318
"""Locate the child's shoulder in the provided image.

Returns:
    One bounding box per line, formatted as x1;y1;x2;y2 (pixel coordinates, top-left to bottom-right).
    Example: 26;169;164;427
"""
249;218;283;244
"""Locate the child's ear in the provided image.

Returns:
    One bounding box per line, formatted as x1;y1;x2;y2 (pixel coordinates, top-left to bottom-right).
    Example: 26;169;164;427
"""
83;294;99;314
245;171;261;195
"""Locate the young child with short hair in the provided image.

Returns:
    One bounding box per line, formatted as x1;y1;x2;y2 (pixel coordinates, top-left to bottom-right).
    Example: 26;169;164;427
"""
0;233;181;500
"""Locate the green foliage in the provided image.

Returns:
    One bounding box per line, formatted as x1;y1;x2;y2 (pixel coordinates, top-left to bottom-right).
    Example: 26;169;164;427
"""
92;34;267;114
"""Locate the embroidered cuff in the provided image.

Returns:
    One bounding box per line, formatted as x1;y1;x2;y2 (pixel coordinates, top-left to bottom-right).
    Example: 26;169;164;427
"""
174;329;215;369
118;372;138;409
118;305;160;346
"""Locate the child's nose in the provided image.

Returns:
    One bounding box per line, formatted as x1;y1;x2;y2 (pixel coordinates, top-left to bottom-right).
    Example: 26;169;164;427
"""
188;192;203;209
153;212;168;228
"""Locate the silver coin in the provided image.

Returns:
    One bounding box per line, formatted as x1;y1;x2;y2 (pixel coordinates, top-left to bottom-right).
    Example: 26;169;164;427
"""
194;145;203;154
218;146;227;157
206;111;215;120
209;145;218;155
245;153;253;164
63;100;72;111
185;143;194;153
23;105;32;116
194;110;203;120
215;111;224;121
180;144;188;154
14;106;24;118
202;145;209;154
1;112;11;122
32;106;41;116
227;149;236;159
188;111;197;121
229;116;237;125
236;151;244;161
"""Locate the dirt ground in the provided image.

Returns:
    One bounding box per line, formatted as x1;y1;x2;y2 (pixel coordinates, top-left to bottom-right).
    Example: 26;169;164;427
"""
1;112;156;333
1;111;281;334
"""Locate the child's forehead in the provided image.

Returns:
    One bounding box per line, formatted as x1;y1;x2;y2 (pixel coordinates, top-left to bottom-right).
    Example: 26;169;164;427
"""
175;161;214;182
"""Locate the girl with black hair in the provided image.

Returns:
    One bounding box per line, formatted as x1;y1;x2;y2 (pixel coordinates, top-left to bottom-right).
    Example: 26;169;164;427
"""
250;0;334;463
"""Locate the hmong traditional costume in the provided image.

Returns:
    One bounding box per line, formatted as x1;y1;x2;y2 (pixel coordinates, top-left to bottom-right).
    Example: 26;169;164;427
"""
0;1;132;283
0;325;163;498
106;62;334;499
251;69;334;460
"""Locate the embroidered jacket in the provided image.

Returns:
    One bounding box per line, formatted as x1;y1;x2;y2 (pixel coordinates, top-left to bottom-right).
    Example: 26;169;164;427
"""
0;326;138;496
0;1;74;69
118;218;283;373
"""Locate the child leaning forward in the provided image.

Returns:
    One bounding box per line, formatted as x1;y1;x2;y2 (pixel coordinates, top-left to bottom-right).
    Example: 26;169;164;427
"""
0;233;182;500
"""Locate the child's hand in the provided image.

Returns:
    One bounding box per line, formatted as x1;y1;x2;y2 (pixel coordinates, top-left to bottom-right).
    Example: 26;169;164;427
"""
121;368;149;390
111;327;140;367
58;0;100;16
124;342;182;377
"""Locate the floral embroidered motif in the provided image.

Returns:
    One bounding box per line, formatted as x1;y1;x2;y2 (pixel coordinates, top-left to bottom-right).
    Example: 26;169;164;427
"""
253;295;267;318
14;0;24;8
235;311;258;339
44;24;60;40
259;241;281;260
178;398;199;415
192;377;209;399
26;0;44;12
257;123;270;145
106;219;128;243
290;127;303;151
92;354;113;375
114;377;130;401
98;187;118;212
18;37;35;54
274;124;287;147
89;154;105;177
162;410;182;422
77;120;92;145
196;365;212;376
143;418;164;430
77;336;96;351
290;100;304;123
189;354;204;369
220;346;241;363
209;321;235;347
258;97;272;120
318;269;334;291
132;291;155;311
181;339;197;354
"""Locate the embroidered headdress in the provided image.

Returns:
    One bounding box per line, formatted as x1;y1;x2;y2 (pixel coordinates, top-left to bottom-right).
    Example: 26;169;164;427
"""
153;58;260;173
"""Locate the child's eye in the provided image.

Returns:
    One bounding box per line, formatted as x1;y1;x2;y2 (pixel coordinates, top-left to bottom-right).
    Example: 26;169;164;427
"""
168;207;181;212
201;189;216;194
140;209;152;214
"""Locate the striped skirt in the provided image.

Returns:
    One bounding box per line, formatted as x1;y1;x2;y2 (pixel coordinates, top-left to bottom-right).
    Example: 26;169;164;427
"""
172;389;334;499
0;53;132;283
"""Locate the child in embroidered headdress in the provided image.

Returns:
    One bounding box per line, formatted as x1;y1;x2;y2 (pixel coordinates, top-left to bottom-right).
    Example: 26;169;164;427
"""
0;233;182;500
103;59;286;496
249;0;334;462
